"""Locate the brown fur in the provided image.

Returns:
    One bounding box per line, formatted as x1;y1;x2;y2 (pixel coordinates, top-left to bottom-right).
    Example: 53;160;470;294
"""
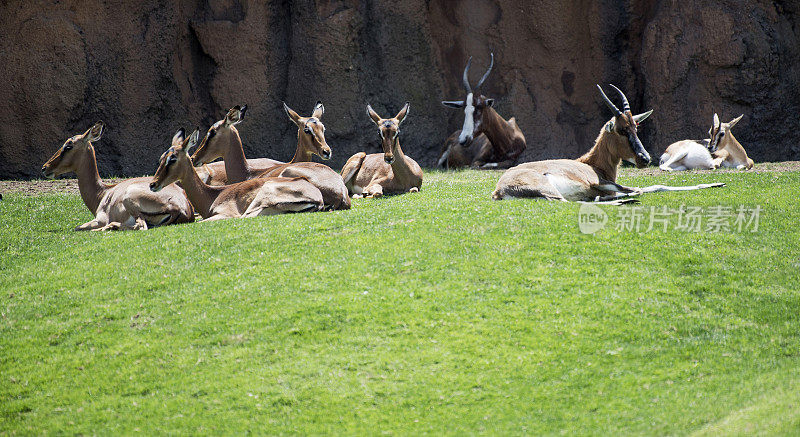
41;123;194;231
190;106;283;184
150;129;324;220
341;103;423;198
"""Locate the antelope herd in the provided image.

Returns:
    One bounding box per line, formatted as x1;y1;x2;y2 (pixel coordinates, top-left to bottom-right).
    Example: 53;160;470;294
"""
38;53;752;231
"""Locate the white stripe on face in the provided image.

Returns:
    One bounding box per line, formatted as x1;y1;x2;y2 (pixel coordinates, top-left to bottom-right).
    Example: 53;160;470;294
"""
459;93;475;143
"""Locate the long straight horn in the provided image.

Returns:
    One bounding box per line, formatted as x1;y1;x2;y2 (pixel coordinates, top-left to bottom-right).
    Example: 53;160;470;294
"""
462;57;473;93
475;53;494;90
597;85;622;116
608;84;630;113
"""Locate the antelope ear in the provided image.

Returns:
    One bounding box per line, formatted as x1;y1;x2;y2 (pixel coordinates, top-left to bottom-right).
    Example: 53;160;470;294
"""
485;99;495;107
172;128;186;147
395;102;410;125
312;101;324;119
226;105;246;125
442;100;465;109
728;114;743;129
633;109;653;124
283;102;303;127
185;129;200;154
713;113;720;129
366;104;382;126
86;121;104;142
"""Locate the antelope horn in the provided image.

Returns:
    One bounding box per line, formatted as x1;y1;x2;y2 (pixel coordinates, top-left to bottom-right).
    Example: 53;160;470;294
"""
608;84;630;113
597;84;622;116
462;56;473;94
475;53;494;90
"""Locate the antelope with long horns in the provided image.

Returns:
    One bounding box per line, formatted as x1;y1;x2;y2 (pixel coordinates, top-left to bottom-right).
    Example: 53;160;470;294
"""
493;85;723;202
341;103;423;198
150;129;324;220
189;105;283;185
440;53;526;169
255;102;350;210
41;122;194;230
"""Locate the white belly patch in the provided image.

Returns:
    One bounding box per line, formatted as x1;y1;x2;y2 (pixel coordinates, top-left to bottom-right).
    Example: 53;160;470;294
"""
545;173;586;201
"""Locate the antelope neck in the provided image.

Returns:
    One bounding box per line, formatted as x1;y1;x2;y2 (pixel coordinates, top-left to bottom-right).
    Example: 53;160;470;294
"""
178;163;225;218
76;146;109;216
577;128;626;182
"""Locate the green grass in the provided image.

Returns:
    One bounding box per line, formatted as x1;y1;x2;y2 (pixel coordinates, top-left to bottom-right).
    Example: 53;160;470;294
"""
1;168;799;435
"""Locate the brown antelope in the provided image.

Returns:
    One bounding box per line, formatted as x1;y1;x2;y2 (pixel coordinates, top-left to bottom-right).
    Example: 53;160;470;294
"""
150;129;324;220
660;114;752;171
341;103;423;198
189;105;283;185
440;53;526;169
708;114;753;169
41;122;194;231
492;85;723;203
254;102;350;210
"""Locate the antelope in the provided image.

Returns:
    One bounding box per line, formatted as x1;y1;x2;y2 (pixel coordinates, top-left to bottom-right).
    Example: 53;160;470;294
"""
150;129;324;220
189;105;283;184
492;85;723;203
254;102;350;210
440;53;526;169
708;114;752;169
41;122;194;231
660;114;752;171
340;103;423;198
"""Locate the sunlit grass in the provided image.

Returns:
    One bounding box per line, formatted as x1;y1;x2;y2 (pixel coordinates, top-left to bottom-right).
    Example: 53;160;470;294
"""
1;168;799;435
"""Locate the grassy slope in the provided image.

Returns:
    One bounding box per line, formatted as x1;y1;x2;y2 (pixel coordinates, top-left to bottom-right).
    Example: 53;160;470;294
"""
1;168;799;435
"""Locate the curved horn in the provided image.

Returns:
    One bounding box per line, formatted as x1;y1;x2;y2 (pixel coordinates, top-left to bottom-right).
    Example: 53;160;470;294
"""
462;56;473;93
475;53;494;90
608;84;630;113
597;84;622;116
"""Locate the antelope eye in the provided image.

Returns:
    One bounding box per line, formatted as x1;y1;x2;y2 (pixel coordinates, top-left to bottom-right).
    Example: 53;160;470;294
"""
304;127;311;134
207;129;216;140
63;144;73;151
167;155;177;165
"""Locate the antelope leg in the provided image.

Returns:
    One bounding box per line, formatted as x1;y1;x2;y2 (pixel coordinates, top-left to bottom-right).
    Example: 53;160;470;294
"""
635;183;725;193
75;219;104;231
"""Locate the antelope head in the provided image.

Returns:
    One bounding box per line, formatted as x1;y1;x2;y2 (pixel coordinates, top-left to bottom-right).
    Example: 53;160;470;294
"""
42;122;104;178
284;101;332;160
597;84;653;168
191;104;247;165
442;53;495;145
150;128;200;192
366;102;410;164
707;113;743;153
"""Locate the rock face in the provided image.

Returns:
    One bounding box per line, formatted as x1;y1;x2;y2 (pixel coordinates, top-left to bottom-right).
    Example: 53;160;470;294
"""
1;0;798;179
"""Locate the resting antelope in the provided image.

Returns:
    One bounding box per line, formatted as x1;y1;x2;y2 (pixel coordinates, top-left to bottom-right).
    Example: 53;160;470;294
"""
189;105;283;184
150;129;324;220
660;114;752;171
41;122;194;231
440;53;526;169
492;85;723;202
254;102;350;210
341;103;423;198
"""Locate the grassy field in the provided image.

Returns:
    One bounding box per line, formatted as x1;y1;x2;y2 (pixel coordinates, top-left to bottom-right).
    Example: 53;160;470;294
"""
1;167;799;435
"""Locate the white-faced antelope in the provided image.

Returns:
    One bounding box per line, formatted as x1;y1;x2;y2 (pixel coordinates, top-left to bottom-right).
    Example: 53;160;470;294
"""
340;103;423;198
492;85;723;203
440;53;526;169
41;122;194;230
150;129;324;220
660;113;752;171
189;105;283;184
255;102;350;210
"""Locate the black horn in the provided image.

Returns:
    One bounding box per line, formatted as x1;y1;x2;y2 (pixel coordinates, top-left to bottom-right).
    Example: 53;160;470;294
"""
608;84;630;113
462;56;473;93
597;84;622;116
475;53;494;90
